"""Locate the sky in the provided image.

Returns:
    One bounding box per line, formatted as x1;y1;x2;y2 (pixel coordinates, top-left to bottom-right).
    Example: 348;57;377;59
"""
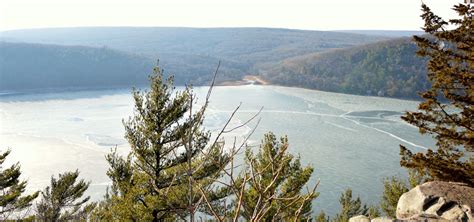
0;0;465;32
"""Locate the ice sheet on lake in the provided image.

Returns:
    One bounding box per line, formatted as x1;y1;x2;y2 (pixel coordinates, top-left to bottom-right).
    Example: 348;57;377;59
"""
85;134;126;147
0;85;436;216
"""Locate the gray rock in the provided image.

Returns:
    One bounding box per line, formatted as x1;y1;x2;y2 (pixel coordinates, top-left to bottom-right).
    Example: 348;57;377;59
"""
396;181;474;221
440;204;469;221
403;213;449;221
371;216;395;222
349;215;370;222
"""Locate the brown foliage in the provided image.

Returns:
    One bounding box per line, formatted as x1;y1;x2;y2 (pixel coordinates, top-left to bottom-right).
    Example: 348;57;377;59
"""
400;3;474;186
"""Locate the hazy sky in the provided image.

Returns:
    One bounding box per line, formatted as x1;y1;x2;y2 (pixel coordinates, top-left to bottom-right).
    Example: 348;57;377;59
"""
0;0;465;31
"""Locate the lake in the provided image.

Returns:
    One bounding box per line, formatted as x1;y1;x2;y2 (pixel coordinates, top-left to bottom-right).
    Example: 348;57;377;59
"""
0;85;434;216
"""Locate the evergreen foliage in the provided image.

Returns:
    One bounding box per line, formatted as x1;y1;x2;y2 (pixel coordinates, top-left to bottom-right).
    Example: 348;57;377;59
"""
315;189;380;221
380;177;409;218
315;210;329;222
367;206;380;219
89;188;114;221
379;170;426;218
98;65;229;221
0;150;39;220
235;133;317;220
400;3;474;186
333;189;368;222
35;170;94;221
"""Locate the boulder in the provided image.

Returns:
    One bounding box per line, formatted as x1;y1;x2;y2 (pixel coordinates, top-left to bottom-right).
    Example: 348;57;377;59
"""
403;213;449;221
396;181;473;221
370;216;395;222
348;215;370;222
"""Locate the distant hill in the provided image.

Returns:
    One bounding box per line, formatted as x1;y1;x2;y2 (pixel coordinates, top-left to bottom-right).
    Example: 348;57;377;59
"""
0;27;388;58
0;42;153;90
335;30;424;38
260;38;430;99
0;27;389;75
1;28;429;98
0;42;249;91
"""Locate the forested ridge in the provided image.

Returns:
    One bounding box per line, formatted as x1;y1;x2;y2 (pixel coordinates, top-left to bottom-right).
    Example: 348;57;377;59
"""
0;27;389;90
0;42;152;90
261;38;430;99
0;27;388;63
0;42;247;90
0;27;429;99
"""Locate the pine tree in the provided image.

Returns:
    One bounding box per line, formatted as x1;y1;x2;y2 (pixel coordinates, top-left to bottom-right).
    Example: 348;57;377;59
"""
400;3;474;186
235;132;317;220
0;150;39;220
101;64;229;221
315;211;329;222
35;170;94;221
367;206;380;219
89;187;114;221
380;177;409;218
333;189;368;222
379;170;426;217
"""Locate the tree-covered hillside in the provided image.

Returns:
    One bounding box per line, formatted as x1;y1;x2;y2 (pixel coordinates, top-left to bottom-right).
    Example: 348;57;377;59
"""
261;38;429;99
0;42;247;90
335;30;423;38
1;28;428;98
0;42;153;90
0;27;389;74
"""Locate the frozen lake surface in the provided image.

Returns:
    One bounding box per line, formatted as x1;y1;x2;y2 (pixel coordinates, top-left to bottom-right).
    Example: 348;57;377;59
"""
0;85;434;216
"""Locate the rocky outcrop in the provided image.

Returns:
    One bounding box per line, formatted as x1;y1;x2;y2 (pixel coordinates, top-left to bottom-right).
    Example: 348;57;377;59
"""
347;216;396;222
349;181;473;222
348;215;370;222
396;181;473;221
370;216;395;222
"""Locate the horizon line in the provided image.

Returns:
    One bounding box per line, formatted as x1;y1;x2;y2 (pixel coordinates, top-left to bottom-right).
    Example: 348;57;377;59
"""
0;25;424;33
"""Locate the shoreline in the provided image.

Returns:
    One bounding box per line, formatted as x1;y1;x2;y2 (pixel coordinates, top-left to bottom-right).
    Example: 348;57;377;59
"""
0;79;421;102
217;75;269;86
